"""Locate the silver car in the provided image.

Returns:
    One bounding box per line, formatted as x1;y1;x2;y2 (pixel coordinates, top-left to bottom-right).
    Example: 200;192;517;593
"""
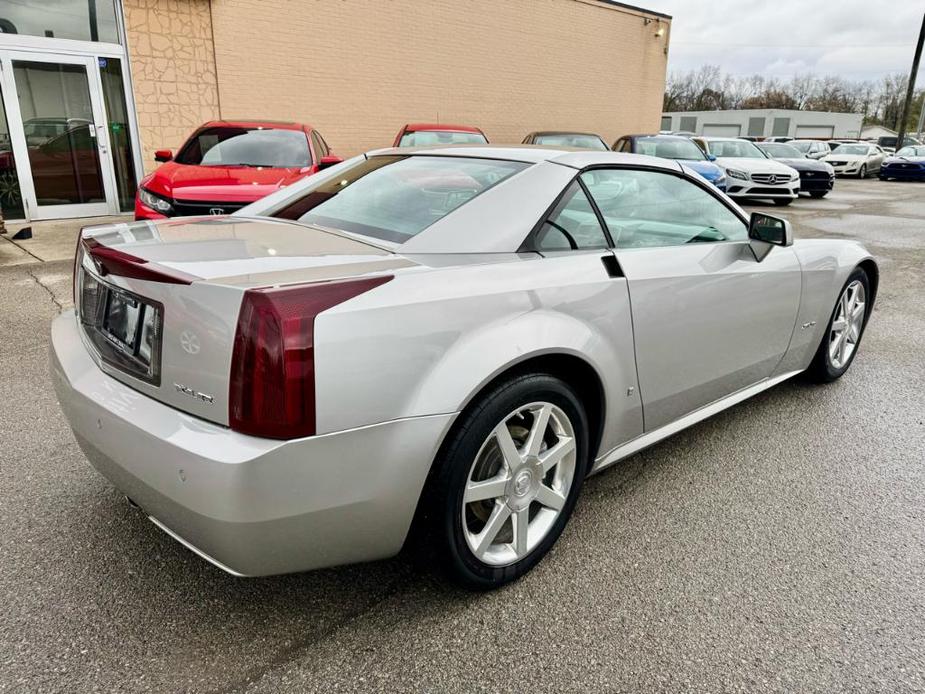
51;147;878;589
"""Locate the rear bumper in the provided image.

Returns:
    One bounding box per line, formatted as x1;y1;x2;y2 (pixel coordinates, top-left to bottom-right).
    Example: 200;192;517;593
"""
51;310;455;576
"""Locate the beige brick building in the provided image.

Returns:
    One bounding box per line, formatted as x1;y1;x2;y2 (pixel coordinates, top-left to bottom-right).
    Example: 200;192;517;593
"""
0;0;670;220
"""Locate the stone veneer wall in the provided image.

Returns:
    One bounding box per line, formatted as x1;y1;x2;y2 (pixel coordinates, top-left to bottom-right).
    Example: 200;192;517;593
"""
122;0;219;174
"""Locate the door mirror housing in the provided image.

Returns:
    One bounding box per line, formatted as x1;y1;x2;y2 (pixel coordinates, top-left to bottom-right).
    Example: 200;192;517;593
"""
154;149;173;163
318;154;343;170
748;212;793;261
707;154;717;161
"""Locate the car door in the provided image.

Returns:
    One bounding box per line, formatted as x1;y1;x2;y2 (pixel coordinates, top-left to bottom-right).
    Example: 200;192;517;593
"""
580;167;802;431
871;146;885;171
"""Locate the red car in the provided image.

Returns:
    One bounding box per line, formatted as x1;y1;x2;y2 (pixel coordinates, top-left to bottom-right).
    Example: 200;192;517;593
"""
135;120;341;220
392;123;489;147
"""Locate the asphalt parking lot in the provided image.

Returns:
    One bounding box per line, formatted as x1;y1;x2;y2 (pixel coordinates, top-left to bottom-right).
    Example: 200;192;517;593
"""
1;178;923;693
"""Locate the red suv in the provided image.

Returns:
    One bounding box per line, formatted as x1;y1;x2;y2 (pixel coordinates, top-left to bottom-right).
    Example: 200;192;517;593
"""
135;120;341;220
392;123;488;147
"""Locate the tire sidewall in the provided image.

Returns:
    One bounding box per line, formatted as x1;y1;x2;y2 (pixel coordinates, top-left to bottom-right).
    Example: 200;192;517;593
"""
435;374;590;590
820;268;871;379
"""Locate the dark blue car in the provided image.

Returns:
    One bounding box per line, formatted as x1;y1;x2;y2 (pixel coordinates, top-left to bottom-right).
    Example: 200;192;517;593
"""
612;134;726;190
879;145;925;181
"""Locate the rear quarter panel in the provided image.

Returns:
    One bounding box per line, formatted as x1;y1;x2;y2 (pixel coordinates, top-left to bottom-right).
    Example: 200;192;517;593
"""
313;253;644;457
774;239;878;375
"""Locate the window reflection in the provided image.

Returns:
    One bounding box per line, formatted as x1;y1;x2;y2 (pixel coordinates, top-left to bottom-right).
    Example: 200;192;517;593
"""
99;58;137;211
0;1;119;44
13;61;105;205
0;85;25;219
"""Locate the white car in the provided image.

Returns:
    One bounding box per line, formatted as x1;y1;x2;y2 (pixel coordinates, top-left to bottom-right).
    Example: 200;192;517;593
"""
693;137;800;206
823;144;886;178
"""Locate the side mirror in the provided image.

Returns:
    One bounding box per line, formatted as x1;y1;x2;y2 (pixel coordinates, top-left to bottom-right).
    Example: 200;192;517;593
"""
318;154;343;170
749;212;793;261
707;154;717;161
154;149;172;163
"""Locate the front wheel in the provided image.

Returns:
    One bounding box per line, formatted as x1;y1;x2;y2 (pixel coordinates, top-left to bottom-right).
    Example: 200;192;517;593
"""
806;268;871;382
859;164;867;179
773;198;794;206
427;374;589;590
809;191;828;199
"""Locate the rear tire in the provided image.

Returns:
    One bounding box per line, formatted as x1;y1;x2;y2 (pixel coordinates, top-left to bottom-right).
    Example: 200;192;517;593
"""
806;268;871;383
424;373;590;590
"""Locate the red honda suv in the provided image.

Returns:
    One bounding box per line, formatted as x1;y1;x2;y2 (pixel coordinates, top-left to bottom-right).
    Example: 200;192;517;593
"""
135;120;341;220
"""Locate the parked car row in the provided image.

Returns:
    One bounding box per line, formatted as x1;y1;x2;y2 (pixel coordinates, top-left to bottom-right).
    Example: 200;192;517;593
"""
135;119;920;220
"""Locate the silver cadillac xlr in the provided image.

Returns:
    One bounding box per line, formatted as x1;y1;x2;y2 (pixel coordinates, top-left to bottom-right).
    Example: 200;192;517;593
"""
51;147;877;589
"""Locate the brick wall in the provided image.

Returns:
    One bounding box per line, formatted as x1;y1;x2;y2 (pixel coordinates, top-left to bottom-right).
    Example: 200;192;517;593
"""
208;0;670;157
123;0;219;172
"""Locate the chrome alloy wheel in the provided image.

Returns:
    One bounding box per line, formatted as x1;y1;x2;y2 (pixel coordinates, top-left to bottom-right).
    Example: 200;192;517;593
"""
829;280;866;369
462;402;577;567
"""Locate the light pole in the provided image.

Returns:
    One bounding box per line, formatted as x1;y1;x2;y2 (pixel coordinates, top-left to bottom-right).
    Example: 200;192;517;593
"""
896;12;925;148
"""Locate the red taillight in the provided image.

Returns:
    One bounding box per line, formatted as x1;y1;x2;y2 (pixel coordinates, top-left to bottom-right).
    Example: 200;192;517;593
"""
229;276;392;439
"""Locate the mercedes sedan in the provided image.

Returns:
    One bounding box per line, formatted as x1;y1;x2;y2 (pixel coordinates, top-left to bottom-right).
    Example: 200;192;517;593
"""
52;147;877;590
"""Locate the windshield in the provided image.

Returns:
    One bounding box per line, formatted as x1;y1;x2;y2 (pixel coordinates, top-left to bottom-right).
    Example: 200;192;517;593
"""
706;139;765;158
175;127;310;167
532;133;608;150
832;145;870;156
789;141;813;153
398;130;488;147
272;155;527;244
759;143;804;158
636;137;706;160
896;146;925;157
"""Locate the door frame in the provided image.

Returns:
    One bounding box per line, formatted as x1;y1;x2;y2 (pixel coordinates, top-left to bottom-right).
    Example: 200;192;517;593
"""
0;50;116;219
0;16;142;222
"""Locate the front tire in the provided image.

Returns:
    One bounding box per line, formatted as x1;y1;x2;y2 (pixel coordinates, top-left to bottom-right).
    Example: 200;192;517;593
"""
809;191;828;198
806;268;871;383
859;164;867;179
427;373;590;590
773;198;794;206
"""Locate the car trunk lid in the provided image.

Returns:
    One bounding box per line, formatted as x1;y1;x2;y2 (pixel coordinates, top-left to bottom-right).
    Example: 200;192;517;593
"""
76;216;411;426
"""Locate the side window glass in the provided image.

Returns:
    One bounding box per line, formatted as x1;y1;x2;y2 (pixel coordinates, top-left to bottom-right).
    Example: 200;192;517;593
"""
580;169;747;249
535;181;609;252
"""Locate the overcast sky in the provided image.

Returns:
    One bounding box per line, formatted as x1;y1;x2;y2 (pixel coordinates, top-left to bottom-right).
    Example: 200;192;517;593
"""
641;0;925;85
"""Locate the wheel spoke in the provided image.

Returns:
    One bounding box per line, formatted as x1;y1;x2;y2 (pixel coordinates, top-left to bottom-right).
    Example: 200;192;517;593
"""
474;502;512;558
539;436;575;474
464;474;509;503
524;404;552;458
848;322;861;342
513;508;529;556
535;483;566;511
851;301;865;321
831;317;848;332
493;423;522;469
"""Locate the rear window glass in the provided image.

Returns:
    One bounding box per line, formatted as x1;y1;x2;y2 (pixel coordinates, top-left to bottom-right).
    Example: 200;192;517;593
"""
273;155;527;244
532;134;608;151
175;127;311;168
398;130;488;147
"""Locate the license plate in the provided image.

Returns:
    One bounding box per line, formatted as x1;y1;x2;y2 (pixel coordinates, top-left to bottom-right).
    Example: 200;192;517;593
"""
101;288;158;367
79;267;163;383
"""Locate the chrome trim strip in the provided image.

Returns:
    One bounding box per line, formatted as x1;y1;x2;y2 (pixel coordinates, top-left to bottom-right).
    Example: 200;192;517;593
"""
591;370;802;474
147;515;250;578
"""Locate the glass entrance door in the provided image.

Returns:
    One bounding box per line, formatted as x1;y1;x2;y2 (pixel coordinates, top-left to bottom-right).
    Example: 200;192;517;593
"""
0;51;116;219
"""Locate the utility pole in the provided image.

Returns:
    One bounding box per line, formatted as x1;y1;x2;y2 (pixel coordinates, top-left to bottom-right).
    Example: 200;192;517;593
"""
896;12;925;148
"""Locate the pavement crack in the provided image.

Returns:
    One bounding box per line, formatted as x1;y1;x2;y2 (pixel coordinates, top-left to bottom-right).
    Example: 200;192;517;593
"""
213;569;417;694
26;268;65;311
